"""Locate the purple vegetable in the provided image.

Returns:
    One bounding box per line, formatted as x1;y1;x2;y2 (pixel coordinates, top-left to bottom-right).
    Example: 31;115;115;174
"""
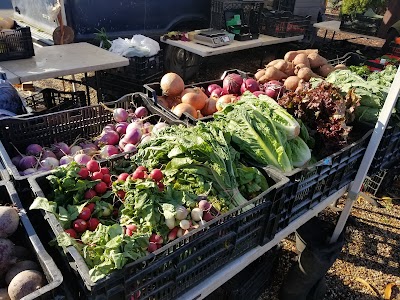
70;145;83;155
80;143;98;156
119;139;127;151
26;144;43;156
11;155;23;167
38;166;51;172
140;134;152;145
97;130;119;146
124;144;137;153
19;156;37;171
135;106;148;118
103;124;115;132
113;108;129;122
53;142;70;159
126;120;143;134
142;122;153;134
42;150;57;160
21;168;37;176
59;156;74;166
152;122;168;134
74;153;91;165
99;145;119;159
115;122;129;135
123;127;142;145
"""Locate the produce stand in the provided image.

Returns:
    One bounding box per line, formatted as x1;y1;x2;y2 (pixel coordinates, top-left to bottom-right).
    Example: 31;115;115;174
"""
0;42;129;105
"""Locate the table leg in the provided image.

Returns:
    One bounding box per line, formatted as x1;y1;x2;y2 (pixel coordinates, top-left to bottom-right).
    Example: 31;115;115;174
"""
322;30;328;44
84;72;91;106
95;71;103;103
331;31;336;43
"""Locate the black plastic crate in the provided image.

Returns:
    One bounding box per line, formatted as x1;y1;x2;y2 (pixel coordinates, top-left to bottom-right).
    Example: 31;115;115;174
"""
210;0;264;32
103;50;164;83
275;0;295;12
340;14;382;37
27;164;287;300
0;25;35;61
389;42;400;57
276;130;372;231
0;181;63;299
143;69;249;124
259;10;310;38
0;92;183;181
206;245;279;300
24;88;87;114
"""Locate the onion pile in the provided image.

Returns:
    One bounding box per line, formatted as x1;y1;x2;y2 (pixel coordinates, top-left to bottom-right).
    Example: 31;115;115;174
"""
11;106;169;176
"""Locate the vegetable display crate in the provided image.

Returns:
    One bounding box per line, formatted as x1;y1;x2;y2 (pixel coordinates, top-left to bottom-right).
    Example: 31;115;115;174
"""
0;181;63;299
276;130;372;231
340;14;382;37
24;88;87;114
103;50;164;83
0;25;35;61
206;245;279;300
210;0;264;32
0;92;183;181
259;10;310;38
143;69;249;124
27;164;287;300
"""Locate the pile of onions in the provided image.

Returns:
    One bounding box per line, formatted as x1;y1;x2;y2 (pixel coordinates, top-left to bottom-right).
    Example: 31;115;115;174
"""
260;80;285;99
222;73;243;95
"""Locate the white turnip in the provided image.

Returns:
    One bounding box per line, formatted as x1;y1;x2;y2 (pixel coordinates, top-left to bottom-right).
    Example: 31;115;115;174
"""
40;157;59;170
191;208;203;221
179;220;190;230
74;154;91;165
0;207;19;238
175;206;188;220
152;122;168;134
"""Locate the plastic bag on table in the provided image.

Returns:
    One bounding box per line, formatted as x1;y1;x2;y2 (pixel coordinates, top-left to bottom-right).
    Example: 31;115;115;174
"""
109;35;160;58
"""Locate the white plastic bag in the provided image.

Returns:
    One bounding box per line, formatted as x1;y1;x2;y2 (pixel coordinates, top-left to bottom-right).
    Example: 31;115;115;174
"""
109;35;160;58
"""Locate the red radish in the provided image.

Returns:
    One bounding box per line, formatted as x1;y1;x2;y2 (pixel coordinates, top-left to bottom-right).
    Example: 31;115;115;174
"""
78;207;91;221
123;127;142;145
100;167;110;174
59;156;74;165
74;154;91;165
135;106;148;118
87;218;100;231
53;142;70;158
132;169;145;180
126;228;134;236
99;145;119;159
95;182;108;194
86;203;95;213
98;130;119;146
91;171;104;181
118;173;130;181
102;174;111;184
18;156;37;171
84;189;97;199
223;73;243;95
117;190;126;199
78;168;89;179
115;122;129;135
86;159;100;173
206;84;222;96
240;78;259;94
168;227;179;241
126;224;137;232
147;242;158;253
210;87;225;98
113;108;129;122
203;212;213;222
73;219;87;233
149;234;163;244
149;169;163;182
65;229;78;239
70;145;83;155
198;200;211;211
136;166;147;172
157;182;165;191
124;144;137;153
26;144;42;156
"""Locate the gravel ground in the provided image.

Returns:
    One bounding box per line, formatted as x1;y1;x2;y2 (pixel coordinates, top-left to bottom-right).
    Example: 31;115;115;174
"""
13;27;399;300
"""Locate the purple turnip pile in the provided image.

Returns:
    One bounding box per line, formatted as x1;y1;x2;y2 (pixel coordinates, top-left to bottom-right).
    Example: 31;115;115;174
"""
10;106;170;176
0;206;45;300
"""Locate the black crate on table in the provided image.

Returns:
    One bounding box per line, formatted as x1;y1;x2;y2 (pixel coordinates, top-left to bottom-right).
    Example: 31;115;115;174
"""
206;245;280;300
340;14;382;37
275;130;372;231
24;88;87;114
103;50;164;83
259;10;310;38
0;92;183;181
210;0;264;32
0;181;63;299
0;25;34;61
144;69;250;124
27;163;287;300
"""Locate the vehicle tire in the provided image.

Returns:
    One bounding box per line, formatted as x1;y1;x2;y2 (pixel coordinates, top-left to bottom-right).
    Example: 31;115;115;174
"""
164;44;203;81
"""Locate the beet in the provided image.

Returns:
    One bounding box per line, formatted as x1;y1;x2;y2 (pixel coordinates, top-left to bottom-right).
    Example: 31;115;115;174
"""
0;238;17;275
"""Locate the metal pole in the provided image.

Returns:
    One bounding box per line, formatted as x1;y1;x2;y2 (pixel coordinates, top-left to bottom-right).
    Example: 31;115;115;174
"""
330;67;400;243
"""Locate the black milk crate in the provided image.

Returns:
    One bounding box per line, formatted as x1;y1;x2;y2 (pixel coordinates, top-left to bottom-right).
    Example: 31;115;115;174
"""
210;0;264;32
0;92;183;181
259;10;310;38
206;245;279;300
275;0;295;12
276;130;372;231
24;88;86;114
340;14;382;37
144;69;249;124
0;25;35;61
1;181;63;299
27;164;287;300
103;50;164;83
